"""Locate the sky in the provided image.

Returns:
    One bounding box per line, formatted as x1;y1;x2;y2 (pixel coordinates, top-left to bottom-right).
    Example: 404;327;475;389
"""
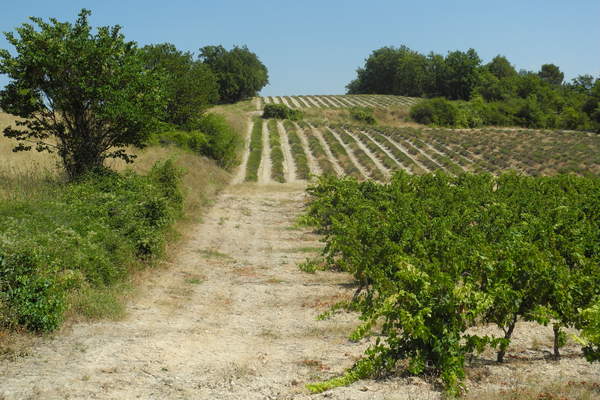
0;0;599;96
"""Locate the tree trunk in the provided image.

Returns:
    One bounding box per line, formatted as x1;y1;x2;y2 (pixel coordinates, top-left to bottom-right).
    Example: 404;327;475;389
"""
497;316;517;363
553;324;561;360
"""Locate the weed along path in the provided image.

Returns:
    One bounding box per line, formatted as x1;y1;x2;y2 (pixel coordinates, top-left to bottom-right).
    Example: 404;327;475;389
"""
1;179;435;399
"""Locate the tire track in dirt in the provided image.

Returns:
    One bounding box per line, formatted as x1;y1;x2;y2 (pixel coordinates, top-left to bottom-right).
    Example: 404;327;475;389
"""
277;121;297;183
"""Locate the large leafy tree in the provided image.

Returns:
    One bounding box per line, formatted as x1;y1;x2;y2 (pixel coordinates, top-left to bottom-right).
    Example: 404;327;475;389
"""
0;9;165;178
140;43;219;128
199;45;269;103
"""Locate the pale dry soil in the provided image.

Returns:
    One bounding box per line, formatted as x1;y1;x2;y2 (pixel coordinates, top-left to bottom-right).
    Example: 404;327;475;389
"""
1;182;599;399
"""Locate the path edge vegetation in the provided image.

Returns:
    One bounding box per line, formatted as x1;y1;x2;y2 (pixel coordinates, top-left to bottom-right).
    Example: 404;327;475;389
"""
0;9;258;332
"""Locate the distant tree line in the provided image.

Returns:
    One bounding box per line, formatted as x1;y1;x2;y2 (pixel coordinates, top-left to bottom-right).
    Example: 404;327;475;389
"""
347;46;600;131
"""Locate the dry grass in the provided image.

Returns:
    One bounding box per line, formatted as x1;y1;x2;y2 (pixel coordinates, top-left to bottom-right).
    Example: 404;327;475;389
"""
467;380;600;400
0;111;231;212
302;106;422;129
0;112;62;200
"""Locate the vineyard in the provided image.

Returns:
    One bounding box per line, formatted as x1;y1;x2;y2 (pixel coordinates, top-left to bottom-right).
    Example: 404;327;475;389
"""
260;94;420;109
238;117;600;184
300;173;600;395
233;104;600;397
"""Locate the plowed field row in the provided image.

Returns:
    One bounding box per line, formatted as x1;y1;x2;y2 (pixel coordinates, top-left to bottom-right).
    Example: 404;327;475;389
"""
262;94;420;109
241;120;600;184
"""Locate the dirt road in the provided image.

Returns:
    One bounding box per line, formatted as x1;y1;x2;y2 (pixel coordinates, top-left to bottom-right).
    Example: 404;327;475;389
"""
1;182;433;400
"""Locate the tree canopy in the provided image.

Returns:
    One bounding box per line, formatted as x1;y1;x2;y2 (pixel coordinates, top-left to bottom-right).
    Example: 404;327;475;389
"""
199;45;269;103
0;9;165;178
139;43;219;128
348;45;600;131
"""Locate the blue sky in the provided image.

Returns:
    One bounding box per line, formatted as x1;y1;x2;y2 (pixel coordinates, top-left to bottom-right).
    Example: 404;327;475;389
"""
1;1;599;96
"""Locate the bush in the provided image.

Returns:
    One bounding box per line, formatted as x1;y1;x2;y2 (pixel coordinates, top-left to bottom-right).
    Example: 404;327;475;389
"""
349;107;376;125
193;113;240;169
151;113;240;170
262;104;303;121
410;97;459;126
0;161;183;332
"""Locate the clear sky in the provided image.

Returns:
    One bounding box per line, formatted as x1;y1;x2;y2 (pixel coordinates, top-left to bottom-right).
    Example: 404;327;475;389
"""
1;1;599;96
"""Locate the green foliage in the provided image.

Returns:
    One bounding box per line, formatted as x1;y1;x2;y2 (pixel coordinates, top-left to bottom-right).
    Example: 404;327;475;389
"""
0;9;166;178
579;301;600;362
410;98;459;126
347;45;480;100
349;45;599;132
150;113;240;169
140;43;219;128
193;113;240;169
150;130;209;153
539;63;564;86
0;161;183;332
267;120;285;183
349;107;376;125
262;104;303;120
245;118;263;182
199;45;269;103
302;172;600;395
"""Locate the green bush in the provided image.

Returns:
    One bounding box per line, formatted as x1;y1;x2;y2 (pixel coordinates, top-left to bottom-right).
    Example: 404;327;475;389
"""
410;97;459;126
302;173;600;395
349;107;376;125
262;103;303;121
0;160;183;332
193;113;240;169
151;113;240;170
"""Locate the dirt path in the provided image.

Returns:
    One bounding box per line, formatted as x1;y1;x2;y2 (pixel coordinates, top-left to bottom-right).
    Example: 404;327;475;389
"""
1;183;401;400
277;121;297;183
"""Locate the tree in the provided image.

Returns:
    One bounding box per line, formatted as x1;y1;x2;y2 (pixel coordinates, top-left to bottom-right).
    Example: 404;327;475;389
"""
538;63;564;85
199;45;269;103
140;43;219;128
0;9;165;178
486;55;517;79
442;49;482;100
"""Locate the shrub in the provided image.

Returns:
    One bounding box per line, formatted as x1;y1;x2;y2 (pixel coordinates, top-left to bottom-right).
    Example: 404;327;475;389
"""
0;161;184;332
193;113;240;169
410;97;459;126
262;104;303;121
349;107;376;125
151;113;240;170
